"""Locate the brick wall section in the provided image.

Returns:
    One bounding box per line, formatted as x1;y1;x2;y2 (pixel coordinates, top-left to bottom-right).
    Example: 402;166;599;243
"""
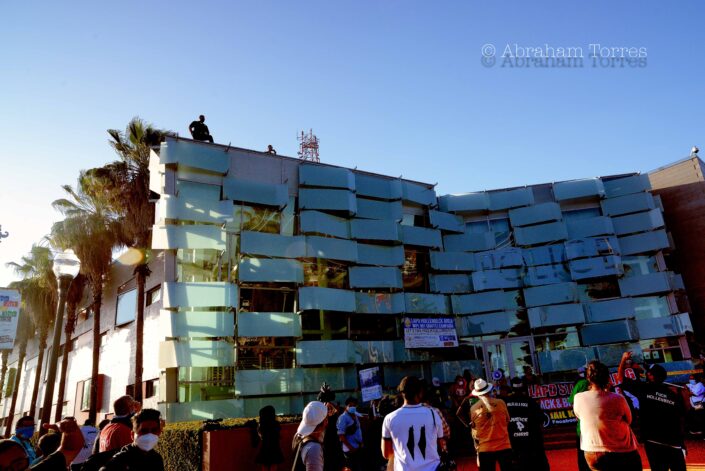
650;157;705;337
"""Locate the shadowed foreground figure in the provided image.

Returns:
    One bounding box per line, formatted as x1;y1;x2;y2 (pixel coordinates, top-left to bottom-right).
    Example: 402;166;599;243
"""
0;417;87;470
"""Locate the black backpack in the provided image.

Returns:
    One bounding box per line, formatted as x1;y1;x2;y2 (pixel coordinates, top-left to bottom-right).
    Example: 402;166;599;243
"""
291;434;318;471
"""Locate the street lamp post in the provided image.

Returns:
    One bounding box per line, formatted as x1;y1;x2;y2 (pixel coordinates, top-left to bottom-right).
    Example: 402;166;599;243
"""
40;250;80;434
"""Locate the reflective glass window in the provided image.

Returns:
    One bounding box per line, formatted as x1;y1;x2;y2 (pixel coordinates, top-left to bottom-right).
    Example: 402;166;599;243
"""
176;248;235;283
236;337;295;370
490;218;512;247
533;326;580;352
116;289;137;325
622;255;659;278
303;260;349;289
633;296;670;320
177;367;235;402
232;204;281;234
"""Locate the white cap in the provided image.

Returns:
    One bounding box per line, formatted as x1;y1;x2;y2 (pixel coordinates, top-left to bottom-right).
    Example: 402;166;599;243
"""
296;401;328;437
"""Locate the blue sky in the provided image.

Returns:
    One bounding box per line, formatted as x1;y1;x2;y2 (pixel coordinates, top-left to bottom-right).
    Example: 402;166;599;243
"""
1;0;703;285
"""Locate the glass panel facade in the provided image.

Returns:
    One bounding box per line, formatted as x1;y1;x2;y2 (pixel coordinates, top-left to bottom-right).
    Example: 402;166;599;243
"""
236;337;296;370
232;204;281;234
633;296;670;320
177;248;235;283
622;255;659;278
533;327;580;352
303;260;349;289
178;367;236;402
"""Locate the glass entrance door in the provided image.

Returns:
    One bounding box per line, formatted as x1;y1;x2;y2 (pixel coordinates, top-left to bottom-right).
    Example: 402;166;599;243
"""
482;337;535;381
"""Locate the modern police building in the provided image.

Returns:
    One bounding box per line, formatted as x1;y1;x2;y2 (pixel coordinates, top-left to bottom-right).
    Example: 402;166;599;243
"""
1;137;696;424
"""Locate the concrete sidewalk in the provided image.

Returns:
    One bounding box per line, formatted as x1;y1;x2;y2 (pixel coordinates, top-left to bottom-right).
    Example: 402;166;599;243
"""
453;439;705;470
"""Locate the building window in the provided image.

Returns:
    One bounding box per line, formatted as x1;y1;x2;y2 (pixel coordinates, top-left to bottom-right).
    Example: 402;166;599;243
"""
145;379;159;399
633;296;671;320
490;218;512;248
622;255;659;278
4;368;16;397
401;213;427;227
79;379;92;411
237;337;296;370
303;260;348;289
177;367;236;402
115;289;137;326
533;327;581;352
176;248;234;283
349;315;399;341
239;288;295;312
577;279;620;302
466;220;490;234
146;286;161;306
233;204;281;234
640;338;683;364
465;218;512;247
402;250;429;291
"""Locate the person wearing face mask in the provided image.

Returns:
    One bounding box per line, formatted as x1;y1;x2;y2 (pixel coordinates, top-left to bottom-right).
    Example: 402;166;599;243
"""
98;408;164;471
449;376;468;411
293;401;329;471
336;397;363;471
10;415;38;464
686;374;705;436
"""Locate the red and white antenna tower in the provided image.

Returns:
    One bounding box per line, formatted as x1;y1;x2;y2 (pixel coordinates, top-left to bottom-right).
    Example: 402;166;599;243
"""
297;129;320;162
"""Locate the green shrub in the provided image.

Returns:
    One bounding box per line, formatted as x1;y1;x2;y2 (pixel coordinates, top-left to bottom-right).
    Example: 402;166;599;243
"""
156;415;301;471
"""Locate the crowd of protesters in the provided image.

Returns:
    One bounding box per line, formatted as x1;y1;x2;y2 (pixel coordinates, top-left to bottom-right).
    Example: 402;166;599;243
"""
288;354;705;471
2;355;704;470
0;394;165;470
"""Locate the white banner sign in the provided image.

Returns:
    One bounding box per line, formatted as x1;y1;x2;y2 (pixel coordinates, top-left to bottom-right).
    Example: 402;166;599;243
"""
0;289;21;350
403;317;458;349
359;366;383;403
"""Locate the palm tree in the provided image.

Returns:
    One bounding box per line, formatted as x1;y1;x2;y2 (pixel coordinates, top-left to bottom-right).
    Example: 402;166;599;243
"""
91;117;164;402
3;294;35;437
54;273;86;421
0;351;9;405
6;245;58;419
52;172;120;423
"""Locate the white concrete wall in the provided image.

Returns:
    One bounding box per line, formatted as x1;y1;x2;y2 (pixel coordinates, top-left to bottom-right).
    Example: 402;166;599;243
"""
0;252;166;429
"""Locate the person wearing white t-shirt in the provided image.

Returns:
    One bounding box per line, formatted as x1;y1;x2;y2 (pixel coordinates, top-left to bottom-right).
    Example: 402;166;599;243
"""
381;376;446;471
70;420;99;470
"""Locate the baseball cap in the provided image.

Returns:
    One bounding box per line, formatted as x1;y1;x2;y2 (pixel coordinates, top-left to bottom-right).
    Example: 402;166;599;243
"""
296;401;328;437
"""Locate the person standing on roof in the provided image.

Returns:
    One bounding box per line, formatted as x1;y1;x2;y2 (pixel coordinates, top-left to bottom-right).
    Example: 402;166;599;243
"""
189;115;214;142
